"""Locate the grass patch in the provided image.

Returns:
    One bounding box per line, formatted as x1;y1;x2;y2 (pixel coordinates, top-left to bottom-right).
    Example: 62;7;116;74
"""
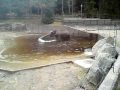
116;88;120;90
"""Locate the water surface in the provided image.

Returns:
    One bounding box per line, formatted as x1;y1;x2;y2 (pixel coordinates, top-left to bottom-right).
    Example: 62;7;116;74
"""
0;31;98;71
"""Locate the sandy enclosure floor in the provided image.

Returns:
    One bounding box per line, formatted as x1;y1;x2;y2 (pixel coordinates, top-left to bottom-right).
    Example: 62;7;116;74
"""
0;62;86;90
0;30;89;90
0;24;100;90
0;26;98;71
0;28;88;90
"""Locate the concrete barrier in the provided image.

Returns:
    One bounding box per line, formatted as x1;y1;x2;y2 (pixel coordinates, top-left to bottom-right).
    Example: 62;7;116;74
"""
98;56;120;90
63;18;112;26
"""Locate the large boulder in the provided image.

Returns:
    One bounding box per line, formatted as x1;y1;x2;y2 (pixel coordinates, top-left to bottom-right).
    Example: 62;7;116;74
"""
86;63;103;86
86;42;117;86
96;53;116;74
80;37;117;88
95;43;117;58
86;53;116;86
92;37;114;56
98;56;120;90
116;47;120;55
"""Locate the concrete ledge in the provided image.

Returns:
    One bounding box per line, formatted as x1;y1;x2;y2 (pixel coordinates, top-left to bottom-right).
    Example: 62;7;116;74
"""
98;56;120;90
63;18;112;25
98;68;119;90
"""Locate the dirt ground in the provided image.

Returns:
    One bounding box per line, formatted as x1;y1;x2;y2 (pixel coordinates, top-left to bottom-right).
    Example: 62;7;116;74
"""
0;62;86;90
1;21;119;90
0;24;93;90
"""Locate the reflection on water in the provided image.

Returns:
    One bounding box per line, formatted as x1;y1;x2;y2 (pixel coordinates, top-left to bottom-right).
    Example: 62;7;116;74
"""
1;32;98;62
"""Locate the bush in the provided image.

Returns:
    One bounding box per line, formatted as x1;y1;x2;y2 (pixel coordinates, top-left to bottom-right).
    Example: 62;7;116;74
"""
41;8;54;24
0;7;9;19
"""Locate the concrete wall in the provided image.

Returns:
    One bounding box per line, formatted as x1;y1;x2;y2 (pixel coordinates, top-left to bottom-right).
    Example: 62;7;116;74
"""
63;18;120;26
98;55;120;90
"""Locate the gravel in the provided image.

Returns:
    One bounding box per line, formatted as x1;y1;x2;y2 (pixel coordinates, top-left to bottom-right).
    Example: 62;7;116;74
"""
0;62;86;90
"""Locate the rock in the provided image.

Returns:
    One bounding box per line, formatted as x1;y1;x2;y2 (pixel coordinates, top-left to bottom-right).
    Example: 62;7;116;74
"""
92;37;114;56
116;47;120;55
0;23;27;31
98;56;120;90
95;43;117;58
74;86;85;90
98;67;119;90
96;53;116;74
86;52;116;86
80;37;117;88
86;63;103;86
84;48;94;58
0;23;12;31
12;23;27;31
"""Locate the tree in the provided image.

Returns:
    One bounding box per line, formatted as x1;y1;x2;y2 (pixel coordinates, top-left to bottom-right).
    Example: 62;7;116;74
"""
55;0;73;15
99;0;120;19
84;0;98;18
41;8;54;24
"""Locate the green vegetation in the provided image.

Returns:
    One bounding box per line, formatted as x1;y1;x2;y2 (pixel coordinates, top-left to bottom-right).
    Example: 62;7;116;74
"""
84;0;98;18
41;8;54;24
99;0;120;19
116;87;120;90
0;0;120;20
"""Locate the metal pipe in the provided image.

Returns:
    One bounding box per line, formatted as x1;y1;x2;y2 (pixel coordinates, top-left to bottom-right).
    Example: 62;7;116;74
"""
62;0;64;16
81;4;83;18
72;0;73;15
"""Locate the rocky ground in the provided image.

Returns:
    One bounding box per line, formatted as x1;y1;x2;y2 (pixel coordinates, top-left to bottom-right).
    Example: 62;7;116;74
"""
0;62;86;90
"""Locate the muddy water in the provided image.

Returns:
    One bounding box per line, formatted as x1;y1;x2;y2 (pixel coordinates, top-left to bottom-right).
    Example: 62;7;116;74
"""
2;33;98;61
0;32;98;71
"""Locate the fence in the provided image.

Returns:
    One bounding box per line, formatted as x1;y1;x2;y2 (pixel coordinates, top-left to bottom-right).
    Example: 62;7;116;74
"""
63;18;120;47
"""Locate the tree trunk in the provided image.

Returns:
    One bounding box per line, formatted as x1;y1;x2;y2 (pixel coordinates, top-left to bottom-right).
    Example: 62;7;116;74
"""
68;0;71;14
62;0;64;15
